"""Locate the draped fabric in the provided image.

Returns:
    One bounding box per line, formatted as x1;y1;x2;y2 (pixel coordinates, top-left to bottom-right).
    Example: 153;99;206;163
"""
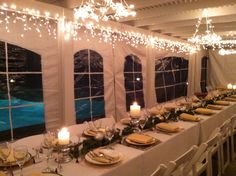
208;50;236;89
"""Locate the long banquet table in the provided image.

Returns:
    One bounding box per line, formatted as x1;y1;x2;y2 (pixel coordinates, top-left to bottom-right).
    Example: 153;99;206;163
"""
12;102;236;176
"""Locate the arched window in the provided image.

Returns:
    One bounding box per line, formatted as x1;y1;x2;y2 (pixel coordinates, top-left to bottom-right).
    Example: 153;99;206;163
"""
124;54;145;111
201;56;208;93
155;57;188;103
0;41;45;141
74;49;105;123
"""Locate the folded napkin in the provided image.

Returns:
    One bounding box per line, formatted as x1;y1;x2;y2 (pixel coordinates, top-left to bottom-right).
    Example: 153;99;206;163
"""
0;171;6;176
127;133;154;144
179;113;200;122
86;129;98;136
88;153;111;163
30;173;44;176
156;123;179;133
149;107;165;115
120;118;131;125
207;104;223;110
214;100;230;106
225;97;236;102
195;108;214;115
231;95;236;98
6;149;16;163
164;105;177;111
94;149;119;161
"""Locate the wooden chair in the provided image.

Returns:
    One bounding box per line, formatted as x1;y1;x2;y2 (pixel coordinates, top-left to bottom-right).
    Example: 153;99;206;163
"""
165;145;199;176
219;120;231;174
192;133;221;176
230;114;236;161
150;164;167;176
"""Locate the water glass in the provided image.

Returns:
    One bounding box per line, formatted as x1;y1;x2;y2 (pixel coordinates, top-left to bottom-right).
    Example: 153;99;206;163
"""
13;145;28;176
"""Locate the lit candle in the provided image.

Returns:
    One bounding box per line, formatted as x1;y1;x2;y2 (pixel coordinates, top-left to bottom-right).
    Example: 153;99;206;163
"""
130;102;141;118
233;85;236;90
58;127;70;145
227;83;233;89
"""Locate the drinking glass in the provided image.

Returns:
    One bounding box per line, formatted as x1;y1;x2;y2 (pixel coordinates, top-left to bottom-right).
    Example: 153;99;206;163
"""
139;117;147;131
13;145;28;176
0;142;11;162
43;132;55;172
105;126;115;142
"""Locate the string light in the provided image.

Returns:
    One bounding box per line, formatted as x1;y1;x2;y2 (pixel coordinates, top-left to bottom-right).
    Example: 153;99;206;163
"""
188;9;222;50
219;48;236;56
0;2;198;53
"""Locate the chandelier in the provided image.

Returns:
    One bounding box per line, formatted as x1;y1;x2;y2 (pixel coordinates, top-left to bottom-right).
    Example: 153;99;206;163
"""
188;9;222;49
74;0;136;22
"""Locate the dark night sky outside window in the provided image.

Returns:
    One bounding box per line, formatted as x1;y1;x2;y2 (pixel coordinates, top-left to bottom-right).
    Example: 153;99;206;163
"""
155;57;189;103
124;54;145;111
0;41;45;141
74;49;105;123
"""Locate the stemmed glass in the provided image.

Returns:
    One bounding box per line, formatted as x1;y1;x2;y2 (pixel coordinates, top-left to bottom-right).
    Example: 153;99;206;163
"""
13;145;28;176
43;132;55;172
0;142;11;162
139;117;147;131
105;125;116;143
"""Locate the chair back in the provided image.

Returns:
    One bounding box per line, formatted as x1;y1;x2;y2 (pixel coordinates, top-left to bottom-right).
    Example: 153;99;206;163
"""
151;164;167;176
220;119;231;138
231;114;236;129
165;145;198;176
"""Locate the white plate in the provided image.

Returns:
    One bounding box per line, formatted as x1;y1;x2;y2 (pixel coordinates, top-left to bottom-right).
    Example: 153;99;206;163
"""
0;153;32;167
85;150;123;165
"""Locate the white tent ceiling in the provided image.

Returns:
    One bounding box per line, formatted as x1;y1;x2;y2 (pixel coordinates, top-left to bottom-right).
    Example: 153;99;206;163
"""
36;0;236;41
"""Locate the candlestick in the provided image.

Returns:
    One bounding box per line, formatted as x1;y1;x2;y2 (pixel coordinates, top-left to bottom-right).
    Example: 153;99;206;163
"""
227;83;233;89
58;128;70;145
233;85;236;90
130;102;141;118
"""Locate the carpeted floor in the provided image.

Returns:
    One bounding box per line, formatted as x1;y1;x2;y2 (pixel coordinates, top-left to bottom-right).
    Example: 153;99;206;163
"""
224;161;236;176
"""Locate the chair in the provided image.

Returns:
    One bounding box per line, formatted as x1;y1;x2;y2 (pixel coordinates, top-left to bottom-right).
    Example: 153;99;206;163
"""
164;145;199;176
151;162;176;176
192;133;221;176
219;120;231;174
230;114;236;161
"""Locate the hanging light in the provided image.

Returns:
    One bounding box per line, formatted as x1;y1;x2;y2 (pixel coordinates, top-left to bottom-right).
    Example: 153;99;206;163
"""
73;0;136;22
188;9;222;49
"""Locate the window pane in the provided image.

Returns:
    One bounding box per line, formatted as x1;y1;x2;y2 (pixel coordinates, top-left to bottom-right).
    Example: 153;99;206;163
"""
162;57;172;71
182;58;189;69
74;74;90;98
91;97;105;119
133;55;142;72
9;74;43;106
164;71;174;85
181;70;188;82
166;86;175;101
172;57;181;70
126;92;135;111
74;49;89;73
134;73;143;90
201;56;208;68
7;43;41;72
174;71;181;83
0;41;6;72
90;50;103;73
91;74;104;96
124;73;134;91
175;84;187;97
155;72;164;87
0;109;11;141
155;59;164;71
201;81;207;93
201;69;207;81
0;74;8;107
12;105;45;139
156;88;166;103
135;91;145;108
75;99;91;123
124;55;134;72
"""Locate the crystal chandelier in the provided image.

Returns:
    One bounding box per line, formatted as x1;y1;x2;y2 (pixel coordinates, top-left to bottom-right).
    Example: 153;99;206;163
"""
188;9;222;49
74;0;136;22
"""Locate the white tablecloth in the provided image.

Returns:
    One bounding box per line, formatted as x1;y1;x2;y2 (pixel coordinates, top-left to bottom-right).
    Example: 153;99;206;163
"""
12;103;236;176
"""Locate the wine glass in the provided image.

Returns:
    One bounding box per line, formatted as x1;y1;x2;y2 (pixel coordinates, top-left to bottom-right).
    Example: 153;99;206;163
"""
0;142;11;162
13;145;28;176
139;117;147;131
105;126;115;142
43;132;55;172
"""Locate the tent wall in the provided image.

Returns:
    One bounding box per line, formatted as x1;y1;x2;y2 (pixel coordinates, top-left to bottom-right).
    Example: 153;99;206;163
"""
208;50;236;89
0;9;205;130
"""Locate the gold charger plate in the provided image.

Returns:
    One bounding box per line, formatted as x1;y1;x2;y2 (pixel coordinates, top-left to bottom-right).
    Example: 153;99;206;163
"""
0;153;31;167
85;150;123;166
125;135;157;146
